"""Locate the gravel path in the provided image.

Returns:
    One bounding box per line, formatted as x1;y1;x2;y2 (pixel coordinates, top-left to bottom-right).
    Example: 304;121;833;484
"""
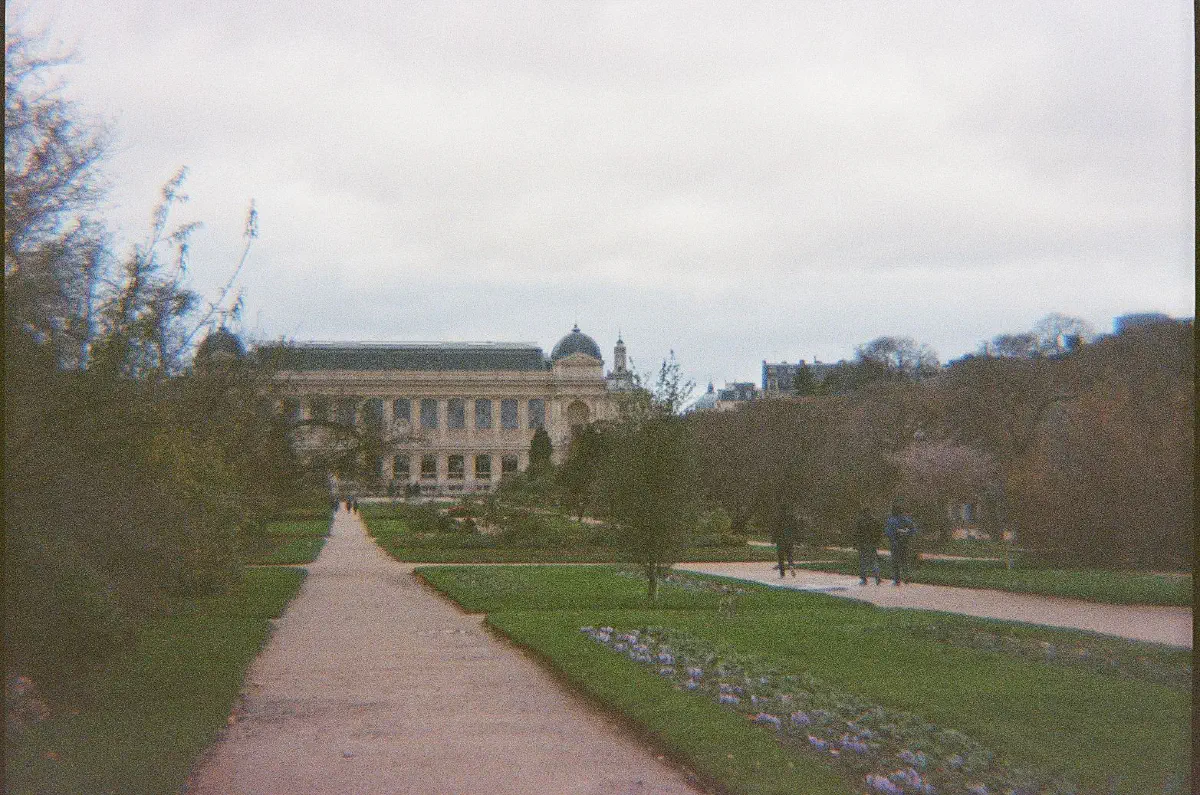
675;562;1193;648
187;510;704;795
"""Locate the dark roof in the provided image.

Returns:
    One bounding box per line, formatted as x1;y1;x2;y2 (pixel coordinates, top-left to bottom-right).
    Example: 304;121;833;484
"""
550;325;603;361
256;342;551;372
196;328;245;359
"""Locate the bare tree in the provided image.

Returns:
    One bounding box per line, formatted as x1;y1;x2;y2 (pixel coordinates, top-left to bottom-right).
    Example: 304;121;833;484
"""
5;29;111;368
1031;312;1094;356
855;336;940;379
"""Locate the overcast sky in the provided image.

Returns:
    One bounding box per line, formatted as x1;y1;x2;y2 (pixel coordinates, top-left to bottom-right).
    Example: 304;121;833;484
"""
10;1;1195;388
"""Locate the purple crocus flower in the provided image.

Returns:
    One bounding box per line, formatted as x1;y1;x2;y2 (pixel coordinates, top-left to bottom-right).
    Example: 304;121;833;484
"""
839;734;869;754
865;774;902;794
718;693;740;705
685;679;699;691
790;711;811;727
807;735;828;751
752;712;782;730
686;666;703;679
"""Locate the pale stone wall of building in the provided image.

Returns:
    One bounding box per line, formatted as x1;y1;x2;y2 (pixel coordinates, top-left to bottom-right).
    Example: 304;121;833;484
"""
274;340;619;496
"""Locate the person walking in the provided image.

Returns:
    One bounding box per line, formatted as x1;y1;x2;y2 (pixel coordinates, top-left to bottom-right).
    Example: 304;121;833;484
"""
771;503;798;578
853;504;881;585
883;503;918;585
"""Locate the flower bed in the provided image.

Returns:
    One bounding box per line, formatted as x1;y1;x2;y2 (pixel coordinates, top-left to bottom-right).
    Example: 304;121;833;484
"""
580;624;1084;795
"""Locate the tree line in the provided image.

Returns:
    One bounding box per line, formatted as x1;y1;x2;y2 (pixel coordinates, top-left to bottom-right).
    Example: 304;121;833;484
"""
550;318;1192;583
5;30;322;699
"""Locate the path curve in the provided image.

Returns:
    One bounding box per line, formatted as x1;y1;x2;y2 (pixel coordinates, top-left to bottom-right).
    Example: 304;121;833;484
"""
675;562;1192;648
188;510;704;795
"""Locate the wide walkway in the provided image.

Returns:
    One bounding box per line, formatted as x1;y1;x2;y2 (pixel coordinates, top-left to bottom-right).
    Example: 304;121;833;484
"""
188;510;703;795
675;561;1193;648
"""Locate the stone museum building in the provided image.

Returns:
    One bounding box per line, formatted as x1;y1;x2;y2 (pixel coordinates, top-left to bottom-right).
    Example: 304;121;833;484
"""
257;326;631;495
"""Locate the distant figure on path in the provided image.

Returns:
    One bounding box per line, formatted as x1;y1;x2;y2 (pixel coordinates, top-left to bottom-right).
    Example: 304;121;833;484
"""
884;503;918;586
853;504;881;585
331;498;339;513
771;503;798;578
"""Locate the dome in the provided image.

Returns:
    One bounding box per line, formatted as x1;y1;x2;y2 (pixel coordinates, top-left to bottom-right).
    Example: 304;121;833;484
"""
550;324;602;362
691;382;718;411
196;327;245;361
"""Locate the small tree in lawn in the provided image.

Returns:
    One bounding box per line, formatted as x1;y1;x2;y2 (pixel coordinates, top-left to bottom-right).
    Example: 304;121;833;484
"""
599;353;699;603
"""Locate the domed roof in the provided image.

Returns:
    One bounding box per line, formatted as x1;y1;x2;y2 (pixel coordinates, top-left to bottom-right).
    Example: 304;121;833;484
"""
691;382;718;411
550;325;602;362
196;327;245;360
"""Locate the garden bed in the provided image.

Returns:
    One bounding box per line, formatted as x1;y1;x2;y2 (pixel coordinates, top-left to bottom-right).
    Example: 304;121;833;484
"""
420;564;1190;794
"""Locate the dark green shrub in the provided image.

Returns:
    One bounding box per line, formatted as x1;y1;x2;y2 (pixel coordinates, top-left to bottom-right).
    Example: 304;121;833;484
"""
496;511;570;548
4;535;127;702
394;503;457;534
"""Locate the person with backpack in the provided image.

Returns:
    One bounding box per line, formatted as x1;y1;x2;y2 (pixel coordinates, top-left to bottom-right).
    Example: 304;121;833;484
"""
884;502;918;585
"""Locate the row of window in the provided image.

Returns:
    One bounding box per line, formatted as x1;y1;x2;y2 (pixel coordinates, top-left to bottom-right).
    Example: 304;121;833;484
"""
378;453;519;481
285;397;546;430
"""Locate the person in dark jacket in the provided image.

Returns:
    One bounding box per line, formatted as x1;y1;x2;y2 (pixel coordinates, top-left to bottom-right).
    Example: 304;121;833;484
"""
853;504;881;585
883;502;918;585
770;503;798;578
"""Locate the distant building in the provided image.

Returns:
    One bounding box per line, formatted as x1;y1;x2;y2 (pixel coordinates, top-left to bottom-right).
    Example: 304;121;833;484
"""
255;326;625;495
1113;312;1175;334
691;382;719;411
761;359;840;396
690;381;759;412
714;382;758;411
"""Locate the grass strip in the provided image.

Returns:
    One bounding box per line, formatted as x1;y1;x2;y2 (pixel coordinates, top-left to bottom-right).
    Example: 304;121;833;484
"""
243;519;330;565
248;536;326;565
4;567;307;795
795;556;1193;606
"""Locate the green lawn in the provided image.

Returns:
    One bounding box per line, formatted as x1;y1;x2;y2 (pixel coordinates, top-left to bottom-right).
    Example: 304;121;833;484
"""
242;518;330;565
5;568;307;795
796;554;1193;606
418;565;1191;795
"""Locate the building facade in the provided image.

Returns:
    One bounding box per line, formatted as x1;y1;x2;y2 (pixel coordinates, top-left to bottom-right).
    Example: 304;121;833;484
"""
761;359;840;396
260;326;624;495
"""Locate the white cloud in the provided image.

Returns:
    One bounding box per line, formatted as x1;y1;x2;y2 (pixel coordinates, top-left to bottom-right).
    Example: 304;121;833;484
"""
8;0;1194;388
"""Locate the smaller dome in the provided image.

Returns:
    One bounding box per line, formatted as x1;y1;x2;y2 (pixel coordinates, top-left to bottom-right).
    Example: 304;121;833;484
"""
196;327;245;361
551;324;603;362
